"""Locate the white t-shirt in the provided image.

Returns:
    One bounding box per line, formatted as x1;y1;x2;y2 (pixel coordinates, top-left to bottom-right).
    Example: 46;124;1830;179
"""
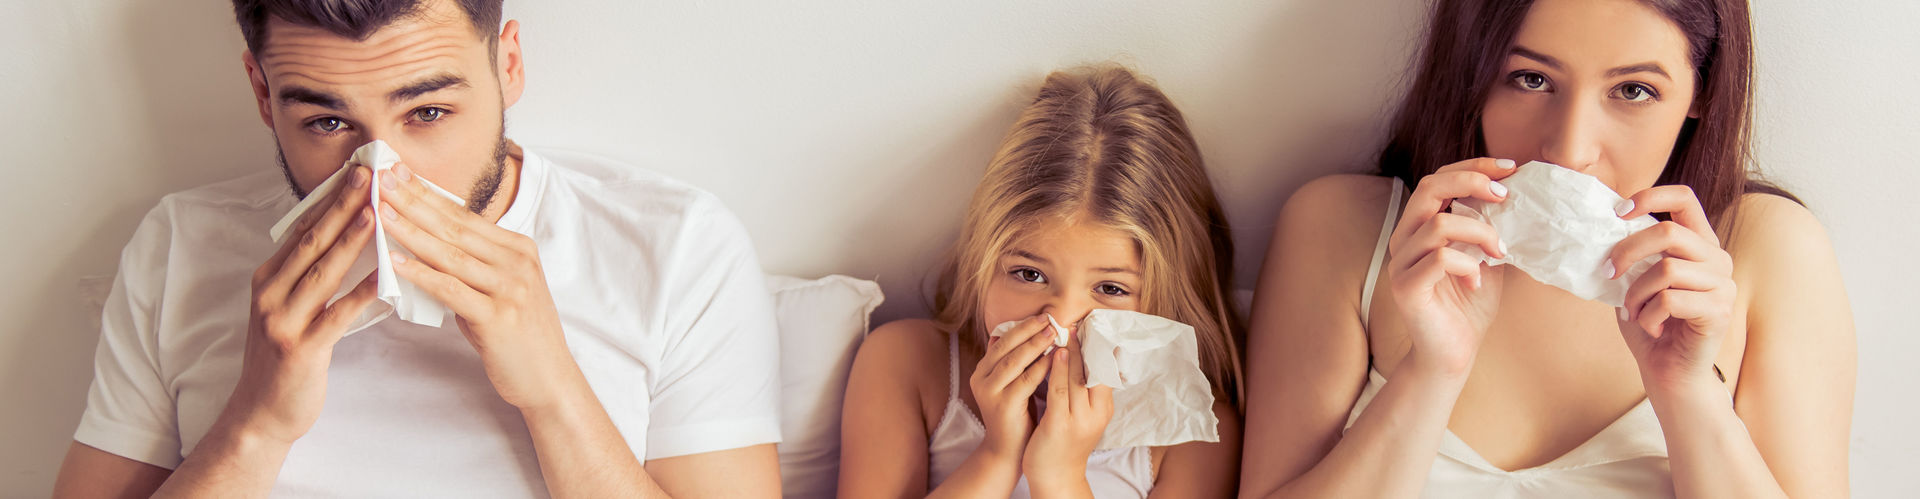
74;145;783;497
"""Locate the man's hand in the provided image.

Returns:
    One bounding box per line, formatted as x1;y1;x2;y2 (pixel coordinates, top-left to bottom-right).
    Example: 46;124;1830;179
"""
374;162;581;412
224;165;381;446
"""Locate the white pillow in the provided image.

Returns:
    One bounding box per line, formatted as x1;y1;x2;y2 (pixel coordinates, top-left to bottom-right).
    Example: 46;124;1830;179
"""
766;274;885;499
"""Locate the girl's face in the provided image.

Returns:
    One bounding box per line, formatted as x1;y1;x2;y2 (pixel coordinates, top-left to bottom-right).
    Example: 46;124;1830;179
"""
980;216;1144;340
1480;0;1698;196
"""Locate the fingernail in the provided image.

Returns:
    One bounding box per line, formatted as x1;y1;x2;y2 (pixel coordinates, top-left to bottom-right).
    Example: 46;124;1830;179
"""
394;163;412;181
356;208;371;227
380;202;396;220
389;251;405;264
1495;158;1516;169
1614;199;1635;217
350;167;368;188
1618;307;1630;321
1490;181;1508;198
1603;260;1616;279
379;171;396;190
1498;240;1509;257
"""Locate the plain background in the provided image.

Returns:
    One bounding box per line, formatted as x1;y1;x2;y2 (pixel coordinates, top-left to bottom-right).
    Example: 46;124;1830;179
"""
1;0;1912;496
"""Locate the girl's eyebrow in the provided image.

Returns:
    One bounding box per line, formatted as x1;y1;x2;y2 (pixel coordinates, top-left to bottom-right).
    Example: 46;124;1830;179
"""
1010;249;1137;275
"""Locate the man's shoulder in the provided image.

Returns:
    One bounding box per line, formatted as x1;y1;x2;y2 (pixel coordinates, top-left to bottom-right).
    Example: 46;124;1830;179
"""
141;170;292;237
529;148;746;245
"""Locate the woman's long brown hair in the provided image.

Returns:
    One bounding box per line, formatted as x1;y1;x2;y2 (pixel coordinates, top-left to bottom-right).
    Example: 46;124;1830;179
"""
1378;0;1798;223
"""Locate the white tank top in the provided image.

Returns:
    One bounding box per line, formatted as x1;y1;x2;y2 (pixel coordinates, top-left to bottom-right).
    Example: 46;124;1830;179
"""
1346;179;1675;498
926;333;1155;497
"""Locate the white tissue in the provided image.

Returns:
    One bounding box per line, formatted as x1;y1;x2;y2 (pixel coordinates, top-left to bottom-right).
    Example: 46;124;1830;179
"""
1448;161;1659;307
1078;309;1219;450
268;140;466;334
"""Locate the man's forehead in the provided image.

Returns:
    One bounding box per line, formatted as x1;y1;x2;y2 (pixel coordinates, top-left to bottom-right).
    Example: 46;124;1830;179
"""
256;11;488;89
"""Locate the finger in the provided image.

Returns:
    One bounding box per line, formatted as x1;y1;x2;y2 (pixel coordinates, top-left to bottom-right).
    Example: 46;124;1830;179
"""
1617;185;1716;243
1047;349;1071;417
987;323;1063;389
1633;289;1686;338
1607;222;1728;279
379;164;517;262
284;207;377;318
1621;258;1724;321
1392;167;1513;250
982;316;1049;365
308;272;380;341
1393;246;1485;296
1089;385;1114;414
379;201;502;294
258;185;343;286
388;250;491;319
1390;213;1505;276
1008;352;1051;398
265;167;374;297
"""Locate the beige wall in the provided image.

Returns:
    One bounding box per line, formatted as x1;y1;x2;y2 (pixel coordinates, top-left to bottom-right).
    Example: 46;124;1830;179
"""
1;0;1911;495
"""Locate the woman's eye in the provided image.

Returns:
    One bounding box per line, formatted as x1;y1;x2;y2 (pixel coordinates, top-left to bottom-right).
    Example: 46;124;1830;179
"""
1511;71;1551;92
1614;83;1658;103
307;117;347;133
412;107;448;123
1096;283;1130;297
1011;268;1046;284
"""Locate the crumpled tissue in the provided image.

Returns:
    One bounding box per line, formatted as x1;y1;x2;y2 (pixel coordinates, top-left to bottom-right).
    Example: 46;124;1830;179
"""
267;140;466;333
992;310;1219;450
1448;161;1659;307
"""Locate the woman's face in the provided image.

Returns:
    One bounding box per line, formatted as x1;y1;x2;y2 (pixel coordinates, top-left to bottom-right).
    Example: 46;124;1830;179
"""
1480;0;1698;196
980;216;1143;342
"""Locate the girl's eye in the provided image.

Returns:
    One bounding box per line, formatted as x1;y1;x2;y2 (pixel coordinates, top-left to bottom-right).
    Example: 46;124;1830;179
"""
307;117;347;134
1613;83;1658;103
1510;71;1552;92
412;107;448;123
1096;283;1131;297
1011;268;1046;284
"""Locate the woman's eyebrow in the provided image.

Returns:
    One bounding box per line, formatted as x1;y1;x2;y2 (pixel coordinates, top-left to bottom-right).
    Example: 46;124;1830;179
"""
1606;62;1671;79
1512;46;1565;70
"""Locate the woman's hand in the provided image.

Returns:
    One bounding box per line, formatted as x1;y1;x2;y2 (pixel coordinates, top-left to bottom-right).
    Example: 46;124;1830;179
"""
1023;331;1112;496
968;316;1055;464
1386;158;1518;375
1608;185;1736;390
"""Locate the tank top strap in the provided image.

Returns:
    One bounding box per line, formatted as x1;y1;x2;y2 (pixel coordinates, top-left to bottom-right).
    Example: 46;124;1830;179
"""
1360;179;1407;329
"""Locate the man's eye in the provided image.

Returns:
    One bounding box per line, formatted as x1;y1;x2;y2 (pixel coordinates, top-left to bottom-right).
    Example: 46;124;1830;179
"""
308;117;347;133
1011;268;1046;284
1614;83;1658;103
412;107;448;123
1511;71;1551;92
1096;283;1131;297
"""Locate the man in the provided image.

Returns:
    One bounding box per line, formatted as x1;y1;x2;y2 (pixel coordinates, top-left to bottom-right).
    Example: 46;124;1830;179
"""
52;0;783;496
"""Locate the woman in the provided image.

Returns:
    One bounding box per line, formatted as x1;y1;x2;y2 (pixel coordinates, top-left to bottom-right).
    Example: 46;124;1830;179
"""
1239;0;1854;497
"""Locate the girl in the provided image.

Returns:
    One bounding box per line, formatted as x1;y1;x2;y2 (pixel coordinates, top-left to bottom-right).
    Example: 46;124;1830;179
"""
839;65;1243;498
1240;0;1853;497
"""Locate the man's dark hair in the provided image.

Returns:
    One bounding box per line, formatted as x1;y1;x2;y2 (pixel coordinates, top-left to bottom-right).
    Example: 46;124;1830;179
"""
232;0;503;55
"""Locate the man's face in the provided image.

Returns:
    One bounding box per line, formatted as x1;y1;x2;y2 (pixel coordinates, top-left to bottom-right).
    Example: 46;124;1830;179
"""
245;0;523;213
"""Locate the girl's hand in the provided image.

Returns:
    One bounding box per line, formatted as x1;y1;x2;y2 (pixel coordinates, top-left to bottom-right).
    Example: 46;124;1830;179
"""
1022;330;1112;494
968;316;1056;463
1608;185;1736;390
1386;158;1518;375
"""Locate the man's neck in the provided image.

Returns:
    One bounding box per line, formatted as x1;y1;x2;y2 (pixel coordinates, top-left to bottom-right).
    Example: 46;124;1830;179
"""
478;140;526;224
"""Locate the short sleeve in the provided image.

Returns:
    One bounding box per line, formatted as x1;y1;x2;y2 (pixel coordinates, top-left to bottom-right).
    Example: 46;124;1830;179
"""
72;205;184;469
642;196;783;460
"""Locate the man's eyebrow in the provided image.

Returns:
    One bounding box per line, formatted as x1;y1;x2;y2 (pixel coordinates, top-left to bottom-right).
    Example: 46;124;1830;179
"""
1511;46;1564;71
278;85;345;110
1606;62;1671;79
389;73;469;104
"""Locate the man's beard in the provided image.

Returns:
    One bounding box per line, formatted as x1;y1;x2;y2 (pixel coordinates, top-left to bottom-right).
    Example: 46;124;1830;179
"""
280;130;511;216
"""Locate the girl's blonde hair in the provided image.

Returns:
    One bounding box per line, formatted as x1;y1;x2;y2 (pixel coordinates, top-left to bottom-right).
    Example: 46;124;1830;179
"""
931;65;1245;407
